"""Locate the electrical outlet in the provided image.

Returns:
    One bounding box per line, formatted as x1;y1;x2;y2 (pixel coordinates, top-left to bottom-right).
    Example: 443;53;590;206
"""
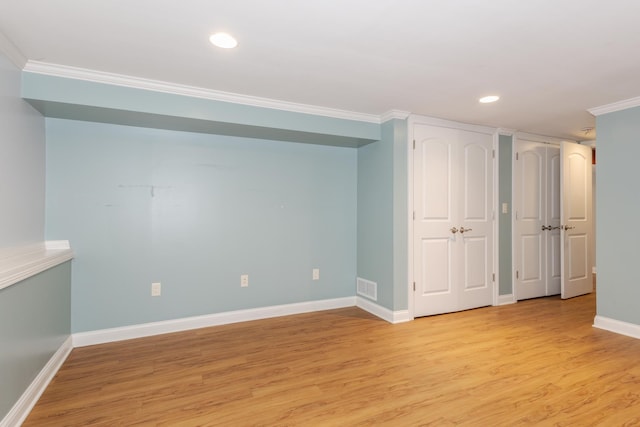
241;274;249;287
151;282;161;296
312;268;320;280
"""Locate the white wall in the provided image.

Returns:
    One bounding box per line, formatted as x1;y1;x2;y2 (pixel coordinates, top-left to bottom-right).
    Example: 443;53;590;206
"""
0;43;45;248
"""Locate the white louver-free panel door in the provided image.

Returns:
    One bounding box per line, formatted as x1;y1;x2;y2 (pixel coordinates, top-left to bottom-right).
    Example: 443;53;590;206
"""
413;124;494;317
561;141;593;299
514;141;546;300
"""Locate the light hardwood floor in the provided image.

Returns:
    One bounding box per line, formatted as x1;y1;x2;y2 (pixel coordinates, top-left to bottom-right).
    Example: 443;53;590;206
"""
24;291;640;426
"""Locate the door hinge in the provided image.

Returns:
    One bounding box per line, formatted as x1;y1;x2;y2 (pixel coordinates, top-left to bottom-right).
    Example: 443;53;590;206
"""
492;273;495;282
492;149;495;159
516;152;519;161
516;270;519;279
413;139;416;150
413;211;415;220
413;282;416;291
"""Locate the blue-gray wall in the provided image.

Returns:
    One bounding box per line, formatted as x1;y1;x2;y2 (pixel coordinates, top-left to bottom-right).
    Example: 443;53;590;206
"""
45;118;357;333
498;134;513;296
0;263;71;418
392;120;408;311
357;118;408;311
596;107;640;326
0;49;72;421
357;123;394;308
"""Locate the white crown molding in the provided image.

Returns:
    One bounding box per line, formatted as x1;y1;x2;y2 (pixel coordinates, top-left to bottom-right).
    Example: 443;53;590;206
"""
23;61;382;124
497;128;517;136
73;296;356;347
593;315;640;340
380;110;411;122
0;241;74;291
356;296;412;324
409;113;497;135
514;131;576;145
589;96;640;116
0;336;73;427
0;31;27;69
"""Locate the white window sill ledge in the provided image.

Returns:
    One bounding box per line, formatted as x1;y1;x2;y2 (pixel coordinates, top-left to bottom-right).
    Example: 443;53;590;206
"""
0;241;74;291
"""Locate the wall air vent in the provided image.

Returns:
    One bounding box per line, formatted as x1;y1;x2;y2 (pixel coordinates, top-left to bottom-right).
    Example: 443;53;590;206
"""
356;277;377;301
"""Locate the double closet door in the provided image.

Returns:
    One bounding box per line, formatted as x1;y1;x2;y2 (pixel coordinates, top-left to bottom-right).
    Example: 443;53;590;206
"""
514;139;561;299
514;138;593;300
413;123;494;317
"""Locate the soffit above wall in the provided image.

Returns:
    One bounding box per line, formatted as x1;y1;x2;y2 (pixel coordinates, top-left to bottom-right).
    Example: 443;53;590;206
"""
22;69;382;148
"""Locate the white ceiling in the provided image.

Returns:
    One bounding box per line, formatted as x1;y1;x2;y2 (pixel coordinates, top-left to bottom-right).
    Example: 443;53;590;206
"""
2;0;640;141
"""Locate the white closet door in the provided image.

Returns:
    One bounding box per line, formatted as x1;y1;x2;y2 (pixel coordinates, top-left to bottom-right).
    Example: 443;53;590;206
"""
458;133;494;311
546;146;562;295
514;140;546;300
413;124;493;316
561;141;593;299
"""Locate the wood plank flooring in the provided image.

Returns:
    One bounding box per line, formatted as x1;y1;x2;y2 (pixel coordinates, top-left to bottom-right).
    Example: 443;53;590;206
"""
24;292;640;426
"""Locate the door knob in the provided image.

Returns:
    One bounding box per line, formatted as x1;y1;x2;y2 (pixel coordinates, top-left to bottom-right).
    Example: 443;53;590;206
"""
459;227;472;234
450;227;459;234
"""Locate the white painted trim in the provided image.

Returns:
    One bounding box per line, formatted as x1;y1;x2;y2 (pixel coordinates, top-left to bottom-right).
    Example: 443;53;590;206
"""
73;297;356;347
23;61;382;124
492;131;499;307
380;110;411;122
0;31;27;69
497;294;516;305
593;315;640;340
497;127;517;136
515;131;576;145
0;336;73;427
0;241;74;290
588;96;640;116
410;113;497;135
356;297;411;324
406;116;416;320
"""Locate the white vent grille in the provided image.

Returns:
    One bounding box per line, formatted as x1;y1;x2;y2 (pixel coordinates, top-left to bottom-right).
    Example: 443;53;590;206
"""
356;277;377;301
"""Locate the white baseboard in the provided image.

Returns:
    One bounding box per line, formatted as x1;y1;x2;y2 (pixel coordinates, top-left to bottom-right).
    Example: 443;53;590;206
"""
73;297;356;347
593;315;640;340
497;294;516;305
356;296;412;324
1;336;73;427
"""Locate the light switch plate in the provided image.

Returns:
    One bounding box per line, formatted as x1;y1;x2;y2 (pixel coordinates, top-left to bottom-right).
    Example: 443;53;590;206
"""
151;282;161;296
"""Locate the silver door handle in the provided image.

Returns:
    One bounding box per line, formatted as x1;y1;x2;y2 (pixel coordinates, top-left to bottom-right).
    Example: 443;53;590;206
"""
450;227;458;234
563;225;575;230
459;227;472;234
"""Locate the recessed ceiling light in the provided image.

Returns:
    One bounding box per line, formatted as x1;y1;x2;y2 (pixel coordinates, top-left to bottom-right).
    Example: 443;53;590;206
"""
479;95;500;104
209;32;238;49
